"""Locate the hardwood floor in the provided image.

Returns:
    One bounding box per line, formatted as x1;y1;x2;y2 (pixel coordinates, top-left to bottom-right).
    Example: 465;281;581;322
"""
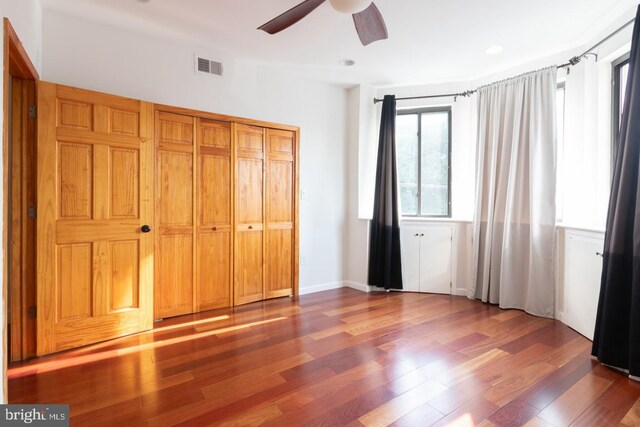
8;288;640;426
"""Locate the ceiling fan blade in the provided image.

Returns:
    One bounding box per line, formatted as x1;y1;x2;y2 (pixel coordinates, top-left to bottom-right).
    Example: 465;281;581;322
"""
352;2;388;46
258;0;327;35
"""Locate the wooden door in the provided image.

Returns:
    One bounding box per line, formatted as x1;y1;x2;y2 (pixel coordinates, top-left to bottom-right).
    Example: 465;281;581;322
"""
155;112;195;319
196;118;232;311
234;124;265;305
265;129;295;298
37;82;154;355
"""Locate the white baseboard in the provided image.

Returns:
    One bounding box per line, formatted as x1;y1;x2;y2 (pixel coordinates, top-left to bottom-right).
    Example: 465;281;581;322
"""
298;281;344;295
343;281;371;293
454;287;468;297
299;281;471;297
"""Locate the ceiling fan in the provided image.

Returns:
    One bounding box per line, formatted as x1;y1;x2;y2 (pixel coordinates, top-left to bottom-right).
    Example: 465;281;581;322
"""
258;0;388;46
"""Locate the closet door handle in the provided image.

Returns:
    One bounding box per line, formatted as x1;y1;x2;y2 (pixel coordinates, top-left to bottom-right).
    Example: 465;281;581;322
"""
141;225;152;233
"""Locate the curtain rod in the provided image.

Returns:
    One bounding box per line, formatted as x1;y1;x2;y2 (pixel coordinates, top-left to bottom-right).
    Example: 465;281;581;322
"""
373;17;636;105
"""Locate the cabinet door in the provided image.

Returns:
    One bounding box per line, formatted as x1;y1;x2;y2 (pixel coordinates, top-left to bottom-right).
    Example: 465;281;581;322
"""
155;112;194;319
265;129;295;299
419;227;452;294
197;119;232;311
235;124;265;305
400;227;421;292
564;232;603;339
37;82;154;354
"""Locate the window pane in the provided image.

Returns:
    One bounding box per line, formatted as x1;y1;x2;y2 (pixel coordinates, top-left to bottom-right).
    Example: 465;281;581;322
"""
420;112;449;216
396;114;418;215
556;86;565;223
620;62;629;126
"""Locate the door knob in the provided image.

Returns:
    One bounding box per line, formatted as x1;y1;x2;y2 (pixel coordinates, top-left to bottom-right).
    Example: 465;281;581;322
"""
141;225;152;233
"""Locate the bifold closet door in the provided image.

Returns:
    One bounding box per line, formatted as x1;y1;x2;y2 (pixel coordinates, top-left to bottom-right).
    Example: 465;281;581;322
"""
196;119;232;311
234;124;265;305
265;129;295;298
155;112;195;319
37;82;154;354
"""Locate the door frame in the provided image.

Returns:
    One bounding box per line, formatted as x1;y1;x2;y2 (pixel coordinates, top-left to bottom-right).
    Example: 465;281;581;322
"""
3;16;39;380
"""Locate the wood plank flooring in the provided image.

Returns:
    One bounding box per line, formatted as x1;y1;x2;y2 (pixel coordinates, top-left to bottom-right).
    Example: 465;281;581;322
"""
8;288;640;426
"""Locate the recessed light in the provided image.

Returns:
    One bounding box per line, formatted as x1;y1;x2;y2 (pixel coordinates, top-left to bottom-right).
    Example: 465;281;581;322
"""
485;45;503;55
137;0;151;3
339;59;356;67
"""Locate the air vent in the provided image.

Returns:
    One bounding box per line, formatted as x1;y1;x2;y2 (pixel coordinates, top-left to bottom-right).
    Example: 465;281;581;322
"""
195;56;223;76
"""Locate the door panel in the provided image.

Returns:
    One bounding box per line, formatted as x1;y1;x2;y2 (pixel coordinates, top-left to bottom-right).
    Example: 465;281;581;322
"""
265;129;295;298
58;142;92;219
155;112;195;319
110;240;140;311
197;118;232;311
419;227;452;294
564;232;603;339
56;243;92;321
265;229;292;298
158;151;193;225
110;149;139;218
37;82;154;355
235;231;264;305
237;159;263;223
400;227;420;292
197;232;231;310
200;155;230;225
235;124;264;305
157;234;193;317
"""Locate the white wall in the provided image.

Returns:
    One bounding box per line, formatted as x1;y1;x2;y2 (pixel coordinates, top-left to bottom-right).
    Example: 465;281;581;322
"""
41;10;349;292
0;0;43;404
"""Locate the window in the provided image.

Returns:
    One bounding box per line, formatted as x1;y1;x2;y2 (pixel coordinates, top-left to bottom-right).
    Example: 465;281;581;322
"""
556;83;565;222
612;54;630;163
396;107;451;217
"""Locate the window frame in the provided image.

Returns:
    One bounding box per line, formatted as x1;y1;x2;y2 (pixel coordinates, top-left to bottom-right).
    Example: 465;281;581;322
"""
612;53;630;168
396;106;452;218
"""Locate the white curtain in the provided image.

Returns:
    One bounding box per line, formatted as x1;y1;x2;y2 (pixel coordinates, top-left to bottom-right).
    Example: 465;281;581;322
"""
469;67;558;318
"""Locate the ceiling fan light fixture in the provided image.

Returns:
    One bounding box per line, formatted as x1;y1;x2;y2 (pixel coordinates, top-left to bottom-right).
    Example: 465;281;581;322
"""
328;0;372;14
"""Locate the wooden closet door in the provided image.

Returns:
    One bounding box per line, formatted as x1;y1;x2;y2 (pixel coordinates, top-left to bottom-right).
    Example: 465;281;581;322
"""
155;112;195;319
265;129;296;298
196;119;232;310
37;82;154;355
234;124;265;305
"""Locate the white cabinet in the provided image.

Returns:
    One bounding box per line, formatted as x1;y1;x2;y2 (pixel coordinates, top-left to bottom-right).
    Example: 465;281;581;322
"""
561;229;604;339
401;225;453;294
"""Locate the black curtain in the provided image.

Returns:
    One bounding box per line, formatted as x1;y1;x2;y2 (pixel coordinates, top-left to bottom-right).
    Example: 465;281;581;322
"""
592;6;640;377
368;95;403;290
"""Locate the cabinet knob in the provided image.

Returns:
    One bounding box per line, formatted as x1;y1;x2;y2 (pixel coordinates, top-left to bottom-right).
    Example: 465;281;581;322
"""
212;226;218;231
596;251;604;257
420;234;424;237
141;225;152;233
249;225;254;230
414;233;419;237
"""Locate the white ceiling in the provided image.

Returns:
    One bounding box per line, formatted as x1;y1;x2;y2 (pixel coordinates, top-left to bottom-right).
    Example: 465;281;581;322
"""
40;0;638;87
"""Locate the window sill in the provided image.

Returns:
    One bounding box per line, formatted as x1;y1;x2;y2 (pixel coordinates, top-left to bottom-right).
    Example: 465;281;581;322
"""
402;217;472;224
